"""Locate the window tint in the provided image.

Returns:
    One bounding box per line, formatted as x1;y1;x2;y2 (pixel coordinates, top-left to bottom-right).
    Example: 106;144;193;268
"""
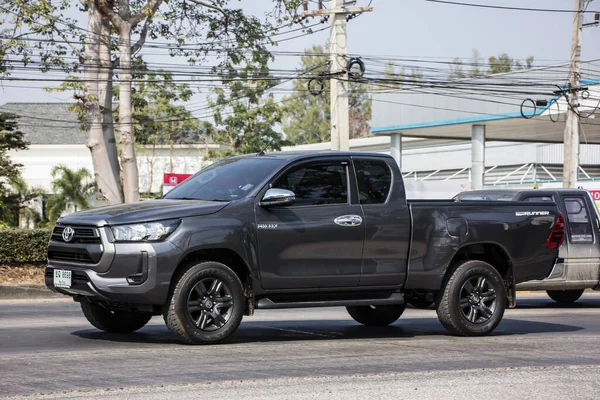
524;196;553;202
564;197;594;243
354;159;392;204
272;162;348;206
165;157;283;201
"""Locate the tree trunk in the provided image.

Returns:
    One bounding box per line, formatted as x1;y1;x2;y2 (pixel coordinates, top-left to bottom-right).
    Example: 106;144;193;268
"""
99;16;123;201
117;24;140;203
84;3;124;205
170;142;173;172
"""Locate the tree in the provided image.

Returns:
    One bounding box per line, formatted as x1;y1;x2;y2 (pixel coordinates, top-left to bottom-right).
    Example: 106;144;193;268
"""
47;165;96;222
3;174;46;228
488;53;534;75
282;44;372;145
209;65;289;157
381;61;405;89
0;113;28;194
449;57;466;80
469;49;484;78
4;0;304;203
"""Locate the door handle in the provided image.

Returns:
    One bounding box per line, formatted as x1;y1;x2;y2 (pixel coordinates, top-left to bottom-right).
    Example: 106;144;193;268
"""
334;215;363;227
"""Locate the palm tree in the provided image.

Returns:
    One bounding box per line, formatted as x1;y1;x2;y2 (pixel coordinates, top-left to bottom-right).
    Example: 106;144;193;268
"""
7;174;46;228
47;166;96;222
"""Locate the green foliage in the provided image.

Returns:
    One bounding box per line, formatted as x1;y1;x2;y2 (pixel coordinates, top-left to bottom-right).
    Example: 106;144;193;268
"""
382;61;405;89
115;58;213;146
0;229;51;265
0;174;46;228
209;64;289;155
282;44;372;145
0;0;85;76
488;53;534;75
0;113;29;194
47;165;95;222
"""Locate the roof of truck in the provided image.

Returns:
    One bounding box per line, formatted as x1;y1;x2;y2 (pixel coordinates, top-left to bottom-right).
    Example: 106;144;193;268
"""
253;151;393;161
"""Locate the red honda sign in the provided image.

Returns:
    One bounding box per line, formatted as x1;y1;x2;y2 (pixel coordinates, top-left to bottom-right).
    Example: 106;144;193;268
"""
163;173;192;186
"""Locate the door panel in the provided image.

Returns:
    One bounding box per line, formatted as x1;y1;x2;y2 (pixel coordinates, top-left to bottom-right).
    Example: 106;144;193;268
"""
255;159;364;290
353;158;410;286
256;204;364;289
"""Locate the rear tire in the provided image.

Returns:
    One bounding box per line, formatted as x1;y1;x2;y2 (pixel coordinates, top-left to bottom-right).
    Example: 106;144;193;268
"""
80;301;152;333
346;304;406;326
547;289;584;304
437;260;506;336
164;262;245;344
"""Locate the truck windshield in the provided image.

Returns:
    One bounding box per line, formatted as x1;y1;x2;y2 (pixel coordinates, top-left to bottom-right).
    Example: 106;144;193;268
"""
164;157;284;201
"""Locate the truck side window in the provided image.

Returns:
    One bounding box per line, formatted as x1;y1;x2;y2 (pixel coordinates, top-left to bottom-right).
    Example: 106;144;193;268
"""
524;196;553;202
564;197;594;244
272;162;348;206
354;160;392;204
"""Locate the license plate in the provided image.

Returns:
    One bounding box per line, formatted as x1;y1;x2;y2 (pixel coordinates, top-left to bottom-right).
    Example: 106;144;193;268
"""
53;269;72;288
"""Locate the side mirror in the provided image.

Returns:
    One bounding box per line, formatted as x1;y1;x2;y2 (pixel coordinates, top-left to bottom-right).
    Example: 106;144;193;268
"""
260;188;295;207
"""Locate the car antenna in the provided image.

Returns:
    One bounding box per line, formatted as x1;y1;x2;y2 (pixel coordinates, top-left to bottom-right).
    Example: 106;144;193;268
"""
257;137;275;156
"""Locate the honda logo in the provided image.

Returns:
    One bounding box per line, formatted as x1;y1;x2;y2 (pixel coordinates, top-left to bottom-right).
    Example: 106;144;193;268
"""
62;226;75;242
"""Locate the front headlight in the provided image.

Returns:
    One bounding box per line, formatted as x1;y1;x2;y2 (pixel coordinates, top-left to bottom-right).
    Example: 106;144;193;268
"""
111;219;181;242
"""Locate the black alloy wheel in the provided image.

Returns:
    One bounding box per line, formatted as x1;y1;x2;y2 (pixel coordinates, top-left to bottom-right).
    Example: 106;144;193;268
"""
459;276;497;324
187;278;234;331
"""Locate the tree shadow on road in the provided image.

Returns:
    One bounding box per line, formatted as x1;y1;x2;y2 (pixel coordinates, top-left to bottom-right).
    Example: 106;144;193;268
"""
70;316;583;346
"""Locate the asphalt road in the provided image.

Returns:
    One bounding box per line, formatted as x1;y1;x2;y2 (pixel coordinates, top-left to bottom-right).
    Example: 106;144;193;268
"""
2;293;600;399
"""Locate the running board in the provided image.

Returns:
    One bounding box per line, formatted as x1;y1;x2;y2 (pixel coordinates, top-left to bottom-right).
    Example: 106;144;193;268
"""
256;293;404;309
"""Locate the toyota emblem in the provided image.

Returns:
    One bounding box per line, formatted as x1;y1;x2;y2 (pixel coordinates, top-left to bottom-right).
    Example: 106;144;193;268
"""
62;226;75;242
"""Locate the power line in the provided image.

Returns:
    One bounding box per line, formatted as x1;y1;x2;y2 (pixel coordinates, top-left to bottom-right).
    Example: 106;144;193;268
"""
425;0;599;13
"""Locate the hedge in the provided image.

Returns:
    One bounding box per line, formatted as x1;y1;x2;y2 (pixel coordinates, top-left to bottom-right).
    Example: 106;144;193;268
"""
0;229;51;265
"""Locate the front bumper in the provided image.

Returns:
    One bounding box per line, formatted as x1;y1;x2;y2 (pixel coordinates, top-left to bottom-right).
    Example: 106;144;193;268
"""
46;239;181;305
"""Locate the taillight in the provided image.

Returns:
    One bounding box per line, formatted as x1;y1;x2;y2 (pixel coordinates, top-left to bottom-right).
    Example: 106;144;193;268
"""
547;213;565;249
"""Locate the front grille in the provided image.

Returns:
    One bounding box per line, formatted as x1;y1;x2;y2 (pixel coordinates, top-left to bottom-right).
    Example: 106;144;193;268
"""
48;250;94;263
52;226;102;244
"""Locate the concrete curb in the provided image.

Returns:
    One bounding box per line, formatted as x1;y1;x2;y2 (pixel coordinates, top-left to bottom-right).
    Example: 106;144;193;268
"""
0;284;62;300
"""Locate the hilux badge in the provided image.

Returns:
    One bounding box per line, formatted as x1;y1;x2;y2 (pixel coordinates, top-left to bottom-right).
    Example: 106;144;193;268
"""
62;226;75;242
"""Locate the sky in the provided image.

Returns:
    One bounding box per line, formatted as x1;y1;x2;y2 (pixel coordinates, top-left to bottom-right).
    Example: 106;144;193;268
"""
1;0;599;110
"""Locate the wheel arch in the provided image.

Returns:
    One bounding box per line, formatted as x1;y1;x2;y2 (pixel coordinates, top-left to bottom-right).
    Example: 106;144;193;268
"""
442;242;516;307
169;247;255;315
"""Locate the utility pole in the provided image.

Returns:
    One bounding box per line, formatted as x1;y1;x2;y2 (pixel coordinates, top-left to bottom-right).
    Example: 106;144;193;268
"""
563;0;584;188
298;1;372;151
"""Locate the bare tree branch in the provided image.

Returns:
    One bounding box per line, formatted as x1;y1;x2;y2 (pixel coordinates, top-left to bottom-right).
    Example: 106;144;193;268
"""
186;0;227;17
131;17;152;56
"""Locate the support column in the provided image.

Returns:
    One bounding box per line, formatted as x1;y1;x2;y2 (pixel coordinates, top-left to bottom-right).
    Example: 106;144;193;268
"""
471;125;485;190
390;133;402;170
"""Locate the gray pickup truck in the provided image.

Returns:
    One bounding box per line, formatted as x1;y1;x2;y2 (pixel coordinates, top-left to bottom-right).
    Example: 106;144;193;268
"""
46;152;563;344
457;188;600;303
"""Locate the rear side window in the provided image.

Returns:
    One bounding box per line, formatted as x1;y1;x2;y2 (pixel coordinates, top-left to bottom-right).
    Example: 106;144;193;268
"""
564;197;594;244
354;159;392;204
272;162;348;206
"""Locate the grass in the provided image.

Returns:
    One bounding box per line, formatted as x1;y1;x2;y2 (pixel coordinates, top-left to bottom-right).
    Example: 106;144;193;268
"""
0;265;45;284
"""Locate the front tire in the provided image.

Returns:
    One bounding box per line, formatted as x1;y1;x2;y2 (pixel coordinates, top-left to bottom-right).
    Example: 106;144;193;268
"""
80;301;152;333
164;262;245;344
346;304;406;326
547;289;584;304
437;260;506;336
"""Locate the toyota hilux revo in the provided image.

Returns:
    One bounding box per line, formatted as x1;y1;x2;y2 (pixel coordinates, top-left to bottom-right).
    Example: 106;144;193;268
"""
46;152;564;344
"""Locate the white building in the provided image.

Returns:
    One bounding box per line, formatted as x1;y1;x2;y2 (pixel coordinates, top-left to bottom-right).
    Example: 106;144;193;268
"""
1;103;220;196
